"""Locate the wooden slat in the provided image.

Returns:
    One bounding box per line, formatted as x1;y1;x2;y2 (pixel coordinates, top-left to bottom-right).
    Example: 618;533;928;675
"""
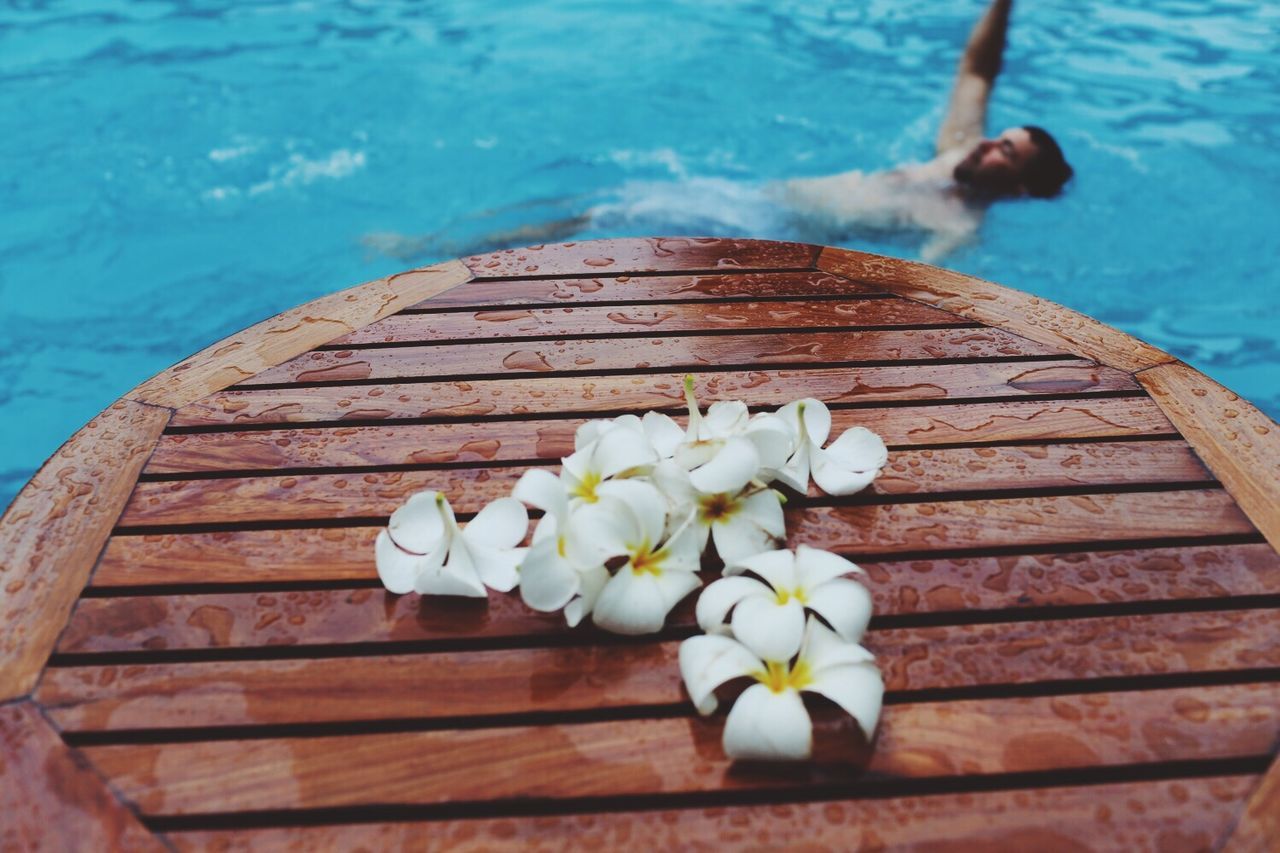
334;297;968;346
97;491;1255;588
817;247;1173;372
402;270;882;311
1223;752;1280;852
66;543;1280;652
794;489;1251;554
39;608;1280;732
463;237;817;278
117;441;1212;528
128;261;472;409
242;328;1063;387
83;682;1280;815
0;399;170;700
171;360;1140;427
1138;362;1280;552
144;397;1178;474
0;702;162;850
166;775;1256;853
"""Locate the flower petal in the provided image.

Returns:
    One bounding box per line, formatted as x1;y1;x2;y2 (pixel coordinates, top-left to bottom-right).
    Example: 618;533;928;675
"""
810;445;879;496
565;564;610;628
801;617;877;671
513;468;569;523
643;412;685;459
695;576;773;635
794;544;864;587
689;435;760;495
731;595;807;662
799;398;832;446
826;426;889;471
592;565;700;635
593;425;658;480
712;490;786;564
745;415;795;471
565;497;636;566
723;683;813;761
805;662;884;740
413;553;487;598
463;498;529;551
703;400;749;438
386;490;448;554
375;528;444;594
461;541;524;593
773;440;811;493
518;539;580;612
725;549;797;592
596;479;668;549
678;634;763;715
658;512;705;573
806;578;874;644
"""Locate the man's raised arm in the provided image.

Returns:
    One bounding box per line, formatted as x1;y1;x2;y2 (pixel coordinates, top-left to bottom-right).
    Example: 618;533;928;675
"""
935;0;1013;156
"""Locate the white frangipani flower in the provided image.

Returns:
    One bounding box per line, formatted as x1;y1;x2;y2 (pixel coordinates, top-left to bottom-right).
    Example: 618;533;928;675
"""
573;479;704;635
698;545;872;661
679;617;883;761
774;398;888;495
512;469;609;626
641;376;793;495
561;422;657;505
653;460;786;564
376;491;528;598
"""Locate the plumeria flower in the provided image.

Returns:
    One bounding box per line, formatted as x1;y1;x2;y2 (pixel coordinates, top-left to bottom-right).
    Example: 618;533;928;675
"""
644;376;793;494
561;421;657;505
774;398;888;496
572;479;705;635
679;617;883;761
376;491;528;598
511;468;612;626
652;460;786;564
697;546;872;661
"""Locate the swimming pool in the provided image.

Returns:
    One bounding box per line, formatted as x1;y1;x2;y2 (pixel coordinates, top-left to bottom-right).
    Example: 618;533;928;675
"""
1;0;1277;511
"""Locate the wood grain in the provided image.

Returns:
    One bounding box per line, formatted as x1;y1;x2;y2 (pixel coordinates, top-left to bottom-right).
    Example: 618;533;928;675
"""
166;775;1255;853
117;441;1211;528
66;543;1280;652
333;297;969;346
0;399;170;700
818;247;1173;372
789;489;1252;554
171;360;1140;427
463;237;817;278
1223;751;1280;852
1138;362;1280;552
242;328;1063;387
98;490;1255;587
83;682;1280;815
39;608;1280;732
401;270;883;310
127;260;471;409
144;397;1177;474
0;702;162;851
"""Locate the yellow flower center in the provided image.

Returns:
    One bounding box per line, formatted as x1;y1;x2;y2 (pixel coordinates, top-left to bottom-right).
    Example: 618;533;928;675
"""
698;491;739;523
754;660;813;693
774;587;808;606
629;541;663;576
570;470;602;503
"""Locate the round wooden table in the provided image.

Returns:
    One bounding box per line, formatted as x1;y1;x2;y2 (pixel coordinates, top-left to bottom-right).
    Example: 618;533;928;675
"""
3;238;1278;851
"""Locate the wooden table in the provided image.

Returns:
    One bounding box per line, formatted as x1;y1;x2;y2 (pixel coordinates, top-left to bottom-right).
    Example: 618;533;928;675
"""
3;238;1278;851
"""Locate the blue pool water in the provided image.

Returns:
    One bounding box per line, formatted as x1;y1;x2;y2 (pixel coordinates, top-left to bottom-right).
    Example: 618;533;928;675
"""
2;0;1278;510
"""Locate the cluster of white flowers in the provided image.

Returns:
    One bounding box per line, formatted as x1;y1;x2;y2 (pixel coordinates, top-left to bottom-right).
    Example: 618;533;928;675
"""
376;376;888;761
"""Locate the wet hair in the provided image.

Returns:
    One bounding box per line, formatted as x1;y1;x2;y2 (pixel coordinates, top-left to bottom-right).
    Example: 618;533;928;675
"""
1020;126;1073;198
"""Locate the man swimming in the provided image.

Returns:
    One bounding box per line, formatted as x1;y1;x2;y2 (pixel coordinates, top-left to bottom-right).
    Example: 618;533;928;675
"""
364;0;1071;264
773;0;1072;259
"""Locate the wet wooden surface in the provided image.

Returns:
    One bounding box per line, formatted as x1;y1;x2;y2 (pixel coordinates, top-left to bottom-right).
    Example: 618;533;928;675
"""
6;238;1279;849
